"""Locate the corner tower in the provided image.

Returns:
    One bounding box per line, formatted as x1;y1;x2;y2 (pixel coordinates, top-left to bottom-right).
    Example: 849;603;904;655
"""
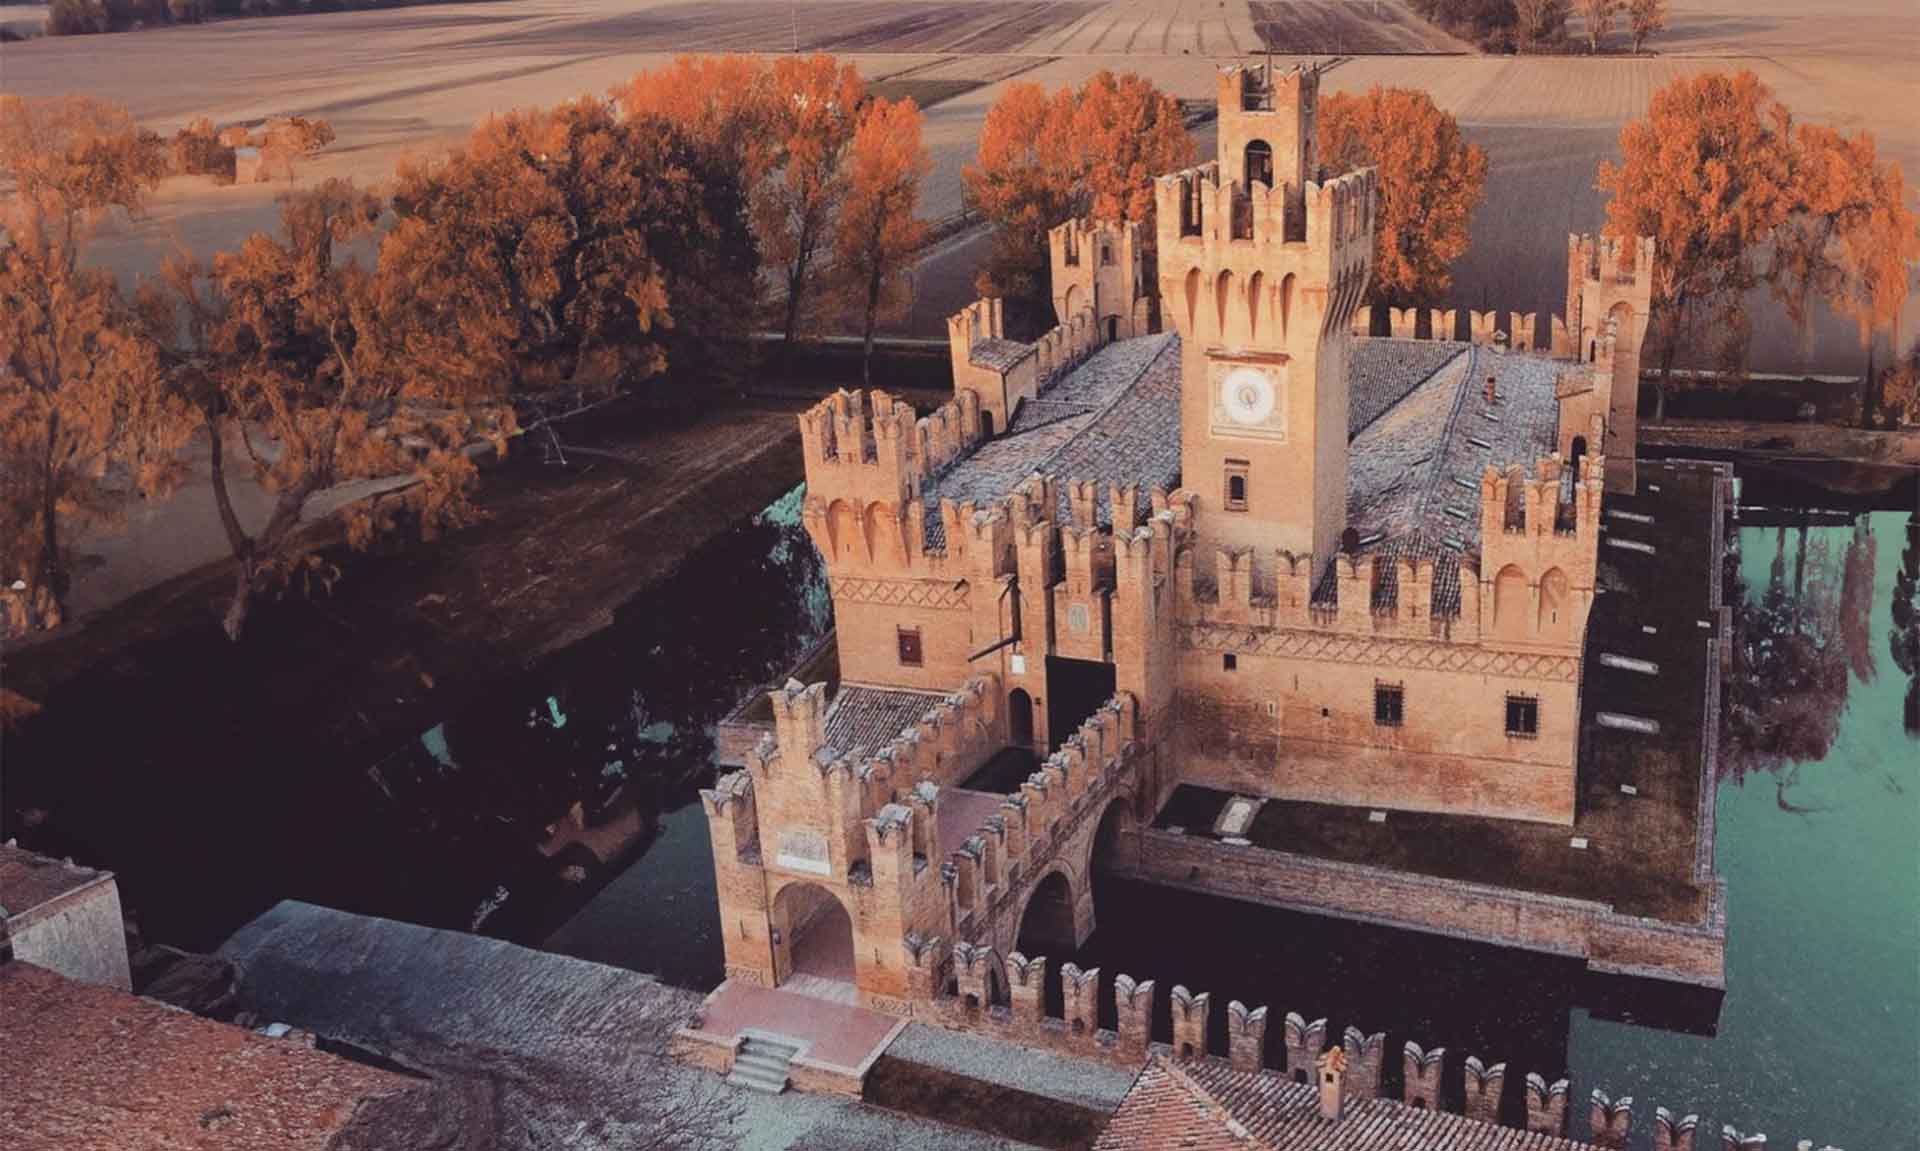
1156;61;1375;571
1563;234;1655;495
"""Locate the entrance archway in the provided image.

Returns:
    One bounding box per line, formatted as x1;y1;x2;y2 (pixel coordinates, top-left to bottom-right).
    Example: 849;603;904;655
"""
1105;315;1118;342
774;881;855;986
1569;434;1588;478
1008;688;1035;752
1045;656;1115;752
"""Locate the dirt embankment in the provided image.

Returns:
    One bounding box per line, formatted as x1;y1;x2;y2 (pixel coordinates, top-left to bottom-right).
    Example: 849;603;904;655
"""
5;399;807;756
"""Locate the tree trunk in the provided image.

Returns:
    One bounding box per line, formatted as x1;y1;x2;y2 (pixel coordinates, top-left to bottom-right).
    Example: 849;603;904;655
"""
1860;340;1877;430
39;411;63;611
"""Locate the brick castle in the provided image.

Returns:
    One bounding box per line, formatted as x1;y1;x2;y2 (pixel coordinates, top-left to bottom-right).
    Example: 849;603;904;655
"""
703;60;1660;1015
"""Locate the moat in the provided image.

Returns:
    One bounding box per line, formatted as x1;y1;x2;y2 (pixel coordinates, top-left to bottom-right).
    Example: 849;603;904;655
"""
5;477;1915;1147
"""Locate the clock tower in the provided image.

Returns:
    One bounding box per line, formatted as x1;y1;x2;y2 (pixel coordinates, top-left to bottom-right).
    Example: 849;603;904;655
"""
1154;62;1375;576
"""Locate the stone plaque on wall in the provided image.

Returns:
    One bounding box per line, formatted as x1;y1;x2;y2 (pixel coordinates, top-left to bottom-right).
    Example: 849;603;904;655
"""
775;829;832;876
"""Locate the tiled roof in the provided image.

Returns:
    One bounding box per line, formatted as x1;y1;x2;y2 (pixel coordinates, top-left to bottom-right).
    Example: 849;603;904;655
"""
970;337;1036;372
1095;1057;1600;1151
0;842;113;923
923;333;1182;549
0;961;418;1151
1324;345;1565;614
823;683;947;757
1348;339;1469;437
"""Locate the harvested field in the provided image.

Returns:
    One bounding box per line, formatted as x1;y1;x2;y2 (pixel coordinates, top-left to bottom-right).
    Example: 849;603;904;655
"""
5;0;1915;375
1250;0;1469;54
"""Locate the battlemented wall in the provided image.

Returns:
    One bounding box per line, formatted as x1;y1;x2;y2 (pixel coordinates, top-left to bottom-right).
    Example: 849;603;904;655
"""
1049;218;1153;340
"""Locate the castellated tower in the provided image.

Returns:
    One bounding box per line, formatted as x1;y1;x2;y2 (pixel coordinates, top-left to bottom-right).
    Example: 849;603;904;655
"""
1049;217;1152;341
1155;61;1376;573
1562;234;1655;495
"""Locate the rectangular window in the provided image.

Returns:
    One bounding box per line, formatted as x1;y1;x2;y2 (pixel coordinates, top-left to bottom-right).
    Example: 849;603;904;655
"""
1223;653;1238;672
1101;244;1115;266
1373;683;1404;728
1224;460;1250;512
897;627;924;667
1505;694;1539;739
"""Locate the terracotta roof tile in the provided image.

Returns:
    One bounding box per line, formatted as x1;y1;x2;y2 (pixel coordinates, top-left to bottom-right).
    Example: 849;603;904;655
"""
0;961;419;1151
1097;1057;1603;1151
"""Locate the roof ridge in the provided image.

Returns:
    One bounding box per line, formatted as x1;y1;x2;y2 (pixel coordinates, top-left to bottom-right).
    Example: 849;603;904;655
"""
1153;1056;1277;1150
1405;344;1479;560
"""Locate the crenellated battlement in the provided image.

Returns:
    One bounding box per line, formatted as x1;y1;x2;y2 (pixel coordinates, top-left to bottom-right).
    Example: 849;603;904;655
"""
948;296;1110;433
1478;452;1602;651
799;387;983;514
906;954;1841;1149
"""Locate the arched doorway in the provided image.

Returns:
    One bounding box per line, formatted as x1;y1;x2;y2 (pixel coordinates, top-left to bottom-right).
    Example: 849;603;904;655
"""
1106;315;1118;343
1569;434;1588;478
1008;688;1034;752
773;881;855;987
1244;139;1273;187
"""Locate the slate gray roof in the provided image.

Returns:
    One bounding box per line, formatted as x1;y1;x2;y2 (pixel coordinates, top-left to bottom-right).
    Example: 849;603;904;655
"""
969;337;1035;372
1327;345;1565;614
1348;338;1469;437
923;333;1182;549
824;684;946;758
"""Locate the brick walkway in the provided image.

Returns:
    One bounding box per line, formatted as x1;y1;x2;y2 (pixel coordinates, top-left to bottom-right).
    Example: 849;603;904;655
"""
697;982;904;1072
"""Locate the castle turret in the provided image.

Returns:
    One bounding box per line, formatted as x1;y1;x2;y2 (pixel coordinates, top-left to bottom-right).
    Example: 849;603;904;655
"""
1049;217;1151;341
1559;233;1655;494
1155;61;1376;584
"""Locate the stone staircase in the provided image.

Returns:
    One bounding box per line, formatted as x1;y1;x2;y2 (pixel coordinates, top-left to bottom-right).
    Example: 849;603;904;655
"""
727;1035;802;1094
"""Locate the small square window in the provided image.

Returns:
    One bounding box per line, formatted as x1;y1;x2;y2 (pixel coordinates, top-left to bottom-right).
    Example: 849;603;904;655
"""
1224;460;1250;512
1505;694;1539;739
1223;653;1238;672
897;627;924;667
1374;683;1404;727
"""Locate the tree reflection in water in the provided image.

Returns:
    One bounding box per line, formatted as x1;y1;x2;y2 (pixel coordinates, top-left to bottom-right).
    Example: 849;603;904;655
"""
1891;510;1920;738
1724;510;1911;807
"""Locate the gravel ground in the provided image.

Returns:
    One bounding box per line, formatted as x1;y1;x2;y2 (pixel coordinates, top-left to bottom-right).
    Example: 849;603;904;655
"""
883;1023;1142;1112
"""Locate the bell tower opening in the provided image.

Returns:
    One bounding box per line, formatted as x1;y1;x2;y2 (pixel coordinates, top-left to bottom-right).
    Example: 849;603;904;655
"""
1245;139;1273;188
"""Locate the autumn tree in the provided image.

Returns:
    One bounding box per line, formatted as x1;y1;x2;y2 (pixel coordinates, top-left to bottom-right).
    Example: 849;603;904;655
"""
835;97;930;386
379;99;756;410
965;72;1191;331
172;116;237;182
1626;0;1667;52
142;181;511;639
1513;0;1569;48
257;115;335;182
1318;86;1489;310
1770;124;1920;426
1891;509;1920;738
1578;0;1619;50
0;96;188;629
758;56;866;349
1602;71;1918;418
1599;71;1797;414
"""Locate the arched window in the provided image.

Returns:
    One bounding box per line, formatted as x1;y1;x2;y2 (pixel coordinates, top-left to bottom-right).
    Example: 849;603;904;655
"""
1244;139;1274;188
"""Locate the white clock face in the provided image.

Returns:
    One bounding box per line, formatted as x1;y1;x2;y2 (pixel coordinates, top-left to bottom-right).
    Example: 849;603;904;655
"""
1210;361;1286;439
1221;366;1275;426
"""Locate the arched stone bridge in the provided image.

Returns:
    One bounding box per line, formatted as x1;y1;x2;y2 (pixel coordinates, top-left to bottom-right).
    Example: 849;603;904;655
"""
914;693;1158;1005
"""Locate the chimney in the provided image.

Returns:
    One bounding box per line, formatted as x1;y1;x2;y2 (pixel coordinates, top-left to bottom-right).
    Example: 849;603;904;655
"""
1317;1045;1348;1120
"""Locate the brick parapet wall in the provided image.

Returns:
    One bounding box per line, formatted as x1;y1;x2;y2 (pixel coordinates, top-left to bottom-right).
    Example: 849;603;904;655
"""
903;943;1810;1146
1105;828;1724;987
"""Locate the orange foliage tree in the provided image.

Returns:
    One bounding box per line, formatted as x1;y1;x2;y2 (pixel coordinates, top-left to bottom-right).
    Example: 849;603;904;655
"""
1601;70;1918;419
1772;124;1920;425
965;72;1191;330
0;96;189;631
835;97;931;385
759;56;866;349
141;182;510;640
1318;86;1488;311
1599;71;1797;410
622;54;870;351
378;98;757;406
